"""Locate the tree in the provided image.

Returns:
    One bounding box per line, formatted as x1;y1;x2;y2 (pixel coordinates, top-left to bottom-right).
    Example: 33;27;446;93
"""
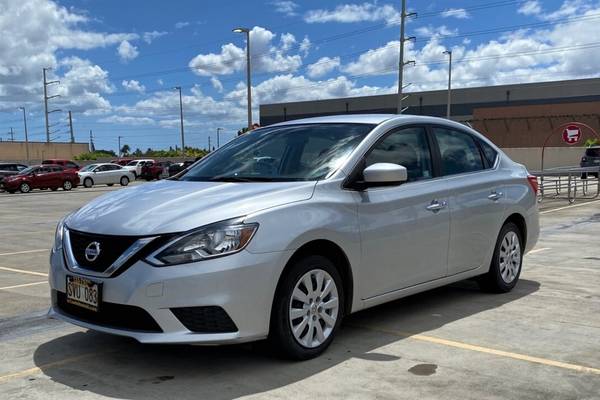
121;144;131;155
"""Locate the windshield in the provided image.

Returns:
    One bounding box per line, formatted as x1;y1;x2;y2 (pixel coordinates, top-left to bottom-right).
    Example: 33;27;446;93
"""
18;166;37;175
181;123;374;182
79;164;98;172
585;148;600;157
126;161;138;166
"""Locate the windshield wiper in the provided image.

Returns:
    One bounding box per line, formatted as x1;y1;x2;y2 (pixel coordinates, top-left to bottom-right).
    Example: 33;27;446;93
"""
208;176;256;182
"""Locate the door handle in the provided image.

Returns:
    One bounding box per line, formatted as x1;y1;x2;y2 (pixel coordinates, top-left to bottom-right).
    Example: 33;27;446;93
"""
426;200;448;212
488;191;504;201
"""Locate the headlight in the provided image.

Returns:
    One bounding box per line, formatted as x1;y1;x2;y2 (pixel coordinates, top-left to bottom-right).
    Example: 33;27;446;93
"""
146;219;258;266
53;216;66;252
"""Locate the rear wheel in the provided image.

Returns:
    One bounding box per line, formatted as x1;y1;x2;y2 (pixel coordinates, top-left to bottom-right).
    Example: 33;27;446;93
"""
51;187;58;191
83;178;93;188
19;183;31;193
270;255;344;360
107;183;114;187
62;180;73;191
120;176;130;186
478;222;523;293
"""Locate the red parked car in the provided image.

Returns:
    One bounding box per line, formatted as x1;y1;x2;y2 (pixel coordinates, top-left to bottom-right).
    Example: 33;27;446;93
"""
140;161;172;180
1;164;79;193
42;159;80;171
110;158;134;166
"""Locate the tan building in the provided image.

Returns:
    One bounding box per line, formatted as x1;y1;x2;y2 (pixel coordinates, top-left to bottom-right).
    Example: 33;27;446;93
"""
0;141;89;163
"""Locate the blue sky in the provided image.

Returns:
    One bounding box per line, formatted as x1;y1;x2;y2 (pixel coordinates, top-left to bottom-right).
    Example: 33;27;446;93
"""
1;0;598;153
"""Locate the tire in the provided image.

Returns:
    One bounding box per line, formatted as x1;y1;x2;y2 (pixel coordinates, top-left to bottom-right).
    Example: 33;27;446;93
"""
478;222;523;293
62;180;73;191
19;183;31;193
107;183;114;187
120;176;130;186
269;255;344;360
51;187;58;191
83;178;93;188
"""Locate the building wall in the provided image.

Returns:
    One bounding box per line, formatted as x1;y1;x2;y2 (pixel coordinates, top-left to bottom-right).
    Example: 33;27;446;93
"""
0;142;89;162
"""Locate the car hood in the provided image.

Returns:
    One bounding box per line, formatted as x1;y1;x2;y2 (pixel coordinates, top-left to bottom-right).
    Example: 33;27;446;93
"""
66;179;317;235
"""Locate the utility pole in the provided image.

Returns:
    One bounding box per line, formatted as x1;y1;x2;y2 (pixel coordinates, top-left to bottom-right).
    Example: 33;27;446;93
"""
233;27;252;129
68;111;75;143
443;50;453;119
396;0;416;114
89;130;95;152
118;136;124;158
173;86;185;156
43;67;61;143
208;135;211;152
18;107;30;164
216;127;224;149
8;127;14;141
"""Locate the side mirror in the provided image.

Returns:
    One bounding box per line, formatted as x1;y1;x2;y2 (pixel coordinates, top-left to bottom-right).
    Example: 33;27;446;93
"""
363;163;408;186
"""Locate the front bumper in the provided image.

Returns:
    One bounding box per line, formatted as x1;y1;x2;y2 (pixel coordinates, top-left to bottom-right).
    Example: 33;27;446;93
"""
48;246;291;344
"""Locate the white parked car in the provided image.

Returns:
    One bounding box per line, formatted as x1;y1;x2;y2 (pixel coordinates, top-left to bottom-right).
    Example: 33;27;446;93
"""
124;159;154;178
78;163;135;188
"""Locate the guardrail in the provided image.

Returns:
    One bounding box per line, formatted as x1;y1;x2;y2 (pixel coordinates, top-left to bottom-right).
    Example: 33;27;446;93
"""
531;166;600;204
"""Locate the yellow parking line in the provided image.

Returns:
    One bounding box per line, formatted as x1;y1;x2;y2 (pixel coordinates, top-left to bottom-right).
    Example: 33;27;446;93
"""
0;351;113;384
0;281;47;290
351;325;600;375
0;249;48;256
0;266;48;277
540;199;600;214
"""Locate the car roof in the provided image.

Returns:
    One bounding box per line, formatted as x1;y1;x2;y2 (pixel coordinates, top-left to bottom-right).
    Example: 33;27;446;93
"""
268;114;467;128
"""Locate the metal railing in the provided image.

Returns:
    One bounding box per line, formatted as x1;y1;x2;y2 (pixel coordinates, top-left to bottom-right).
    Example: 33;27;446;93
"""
531;166;600;204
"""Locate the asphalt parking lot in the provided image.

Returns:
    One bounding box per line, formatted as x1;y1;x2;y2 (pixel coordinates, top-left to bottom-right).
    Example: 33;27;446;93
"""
0;185;599;399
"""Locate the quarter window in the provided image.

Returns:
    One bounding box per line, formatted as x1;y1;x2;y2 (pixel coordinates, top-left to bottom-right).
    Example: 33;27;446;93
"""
366;127;433;182
433;128;484;176
478;140;498;168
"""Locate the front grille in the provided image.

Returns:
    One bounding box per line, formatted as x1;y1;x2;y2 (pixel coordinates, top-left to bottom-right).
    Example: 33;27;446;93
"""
68;230;139;272
53;290;162;332
171;306;238;333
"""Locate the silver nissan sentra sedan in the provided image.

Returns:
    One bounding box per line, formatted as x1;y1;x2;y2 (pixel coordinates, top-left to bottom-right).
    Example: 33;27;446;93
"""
48;114;539;360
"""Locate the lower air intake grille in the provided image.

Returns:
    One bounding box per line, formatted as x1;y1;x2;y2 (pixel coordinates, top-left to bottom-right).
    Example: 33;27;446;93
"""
171;306;238;333
53;290;162;333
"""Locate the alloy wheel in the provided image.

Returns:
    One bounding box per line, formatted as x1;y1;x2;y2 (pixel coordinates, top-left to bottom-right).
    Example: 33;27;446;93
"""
289;269;339;348
499;231;521;284
63;180;72;190
20;183;30;193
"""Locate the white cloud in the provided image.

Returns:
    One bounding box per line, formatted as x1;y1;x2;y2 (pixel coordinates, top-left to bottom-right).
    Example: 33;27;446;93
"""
121;79;145;93
307;57;341;78
518;1;542;16
440;8;469;19
98;115;155;125
143;30;168;44
304;2;399;24
157;79;164;86
188;26;304;76
117;40;139;62
299;36;311;57
210;76;223;92
272;1;299;16
175;21;190;29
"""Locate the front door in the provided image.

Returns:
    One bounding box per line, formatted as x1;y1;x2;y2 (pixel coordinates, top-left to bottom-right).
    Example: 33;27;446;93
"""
354;126;451;299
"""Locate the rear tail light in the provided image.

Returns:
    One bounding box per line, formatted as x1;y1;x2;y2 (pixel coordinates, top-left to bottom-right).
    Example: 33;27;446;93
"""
527;175;539;194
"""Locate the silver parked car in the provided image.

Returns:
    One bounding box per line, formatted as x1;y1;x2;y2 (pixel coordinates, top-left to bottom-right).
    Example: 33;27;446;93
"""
78;163;135;188
49;115;539;359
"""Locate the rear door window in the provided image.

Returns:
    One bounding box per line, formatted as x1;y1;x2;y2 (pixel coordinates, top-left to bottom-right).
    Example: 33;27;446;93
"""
433;127;484;176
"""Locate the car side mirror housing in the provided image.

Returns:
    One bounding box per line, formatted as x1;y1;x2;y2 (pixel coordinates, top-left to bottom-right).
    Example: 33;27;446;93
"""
362;163;408;187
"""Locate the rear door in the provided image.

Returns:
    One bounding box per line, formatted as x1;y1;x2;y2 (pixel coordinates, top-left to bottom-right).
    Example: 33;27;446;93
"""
105;164;122;183
33;167;54;188
355;126;451;298
431;126;507;275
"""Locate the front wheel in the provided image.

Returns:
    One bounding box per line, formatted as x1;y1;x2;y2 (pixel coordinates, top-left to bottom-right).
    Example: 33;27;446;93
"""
19;183;31;193
478;222;523;293
62;180;73;191
270;255;344;360
120;176;130;186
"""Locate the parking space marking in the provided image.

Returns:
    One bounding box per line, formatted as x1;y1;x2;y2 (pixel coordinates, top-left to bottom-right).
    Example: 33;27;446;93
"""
351;325;600;375
540;199;600;214
0;249;49;257
0;281;47;290
0;350;115;384
0;267;48;277
527;247;550;254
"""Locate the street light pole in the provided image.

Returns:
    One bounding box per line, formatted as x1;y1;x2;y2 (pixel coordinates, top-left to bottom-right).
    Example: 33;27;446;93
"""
216;127;224;149
233;27;252;130
443;50;453;119
18;107;30;164
174;86;185;156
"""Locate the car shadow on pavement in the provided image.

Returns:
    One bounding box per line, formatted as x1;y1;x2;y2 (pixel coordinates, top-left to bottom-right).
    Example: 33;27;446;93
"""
33;279;540;400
